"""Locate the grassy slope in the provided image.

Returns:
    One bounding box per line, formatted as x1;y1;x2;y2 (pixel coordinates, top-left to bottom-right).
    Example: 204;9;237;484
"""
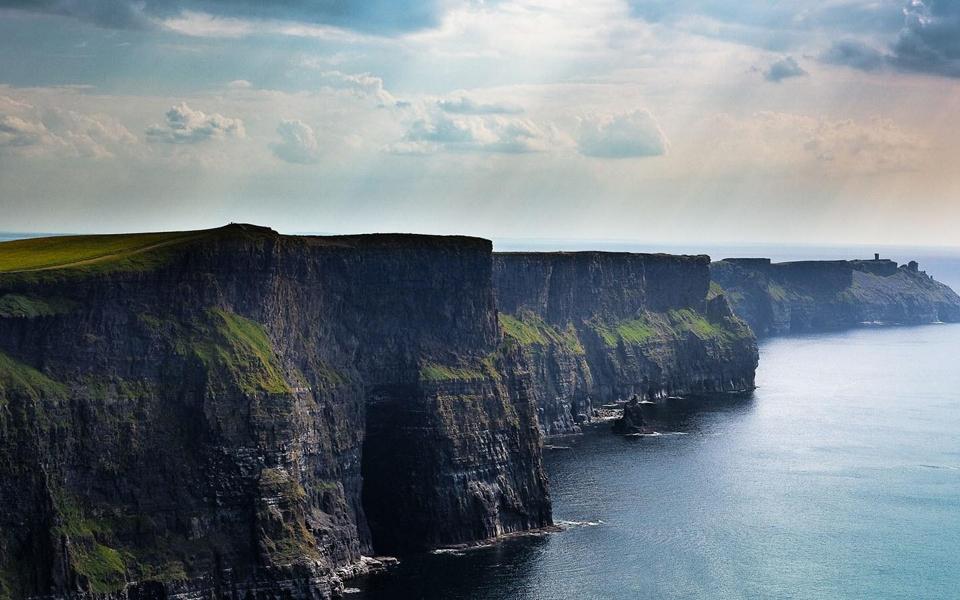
498;312;585;354
0;230;215;273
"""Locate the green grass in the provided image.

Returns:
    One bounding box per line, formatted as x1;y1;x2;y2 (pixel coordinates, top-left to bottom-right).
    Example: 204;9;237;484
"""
255;467;320;564
0;230;208;273
188;309;290;395
0;225;280;283
499;312;585;354
0;293;75;318
707;281;725;300
592;307;750;348
54;497;128;594
591;313;664;346
766;282;788;302
0;351;67;401
615;317;659;343
667;308;721;339
420;362;486;382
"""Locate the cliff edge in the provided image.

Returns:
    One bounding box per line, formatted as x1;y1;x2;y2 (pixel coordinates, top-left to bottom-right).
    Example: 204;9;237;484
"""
494;252;758;435
0;225;551;599
711;257;960;337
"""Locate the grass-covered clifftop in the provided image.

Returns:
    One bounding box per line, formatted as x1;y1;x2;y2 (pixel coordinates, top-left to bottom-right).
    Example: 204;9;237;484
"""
711;258;960;337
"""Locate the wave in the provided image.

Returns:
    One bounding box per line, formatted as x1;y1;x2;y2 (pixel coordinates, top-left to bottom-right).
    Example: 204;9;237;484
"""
555;519;604;529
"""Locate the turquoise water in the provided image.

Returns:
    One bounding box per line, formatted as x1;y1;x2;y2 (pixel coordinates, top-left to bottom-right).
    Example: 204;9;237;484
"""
355;324;960;599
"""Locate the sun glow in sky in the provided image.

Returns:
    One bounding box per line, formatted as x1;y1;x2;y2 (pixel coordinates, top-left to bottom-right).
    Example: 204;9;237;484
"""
1;0;959;245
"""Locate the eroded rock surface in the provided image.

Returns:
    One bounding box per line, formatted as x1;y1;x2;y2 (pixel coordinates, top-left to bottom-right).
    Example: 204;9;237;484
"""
0;225;550;599
711;258;960;337
494;252;759;436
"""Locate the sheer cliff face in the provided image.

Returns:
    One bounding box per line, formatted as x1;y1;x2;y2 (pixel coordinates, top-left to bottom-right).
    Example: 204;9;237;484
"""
711;259;960;337
494;253;758;436
0;225;550;599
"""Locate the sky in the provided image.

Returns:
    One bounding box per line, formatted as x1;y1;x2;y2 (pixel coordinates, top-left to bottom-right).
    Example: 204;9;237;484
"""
0;0;959;246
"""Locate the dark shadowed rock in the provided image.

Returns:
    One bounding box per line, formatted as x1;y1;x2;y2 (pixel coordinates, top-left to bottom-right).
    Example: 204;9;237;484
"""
0;225;551;599
493;252;759;436
711;258;960;337
611;396;648;435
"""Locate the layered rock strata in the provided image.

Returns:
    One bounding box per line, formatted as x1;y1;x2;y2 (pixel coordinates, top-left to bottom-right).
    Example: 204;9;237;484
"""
493;252;759;436
0;225;551;599
710;258;960;337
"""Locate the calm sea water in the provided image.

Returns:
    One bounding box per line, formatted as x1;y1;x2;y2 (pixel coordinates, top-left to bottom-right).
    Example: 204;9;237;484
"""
354;324;960;599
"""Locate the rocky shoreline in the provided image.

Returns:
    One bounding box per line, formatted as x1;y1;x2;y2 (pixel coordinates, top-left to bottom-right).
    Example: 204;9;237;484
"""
4;227;957;598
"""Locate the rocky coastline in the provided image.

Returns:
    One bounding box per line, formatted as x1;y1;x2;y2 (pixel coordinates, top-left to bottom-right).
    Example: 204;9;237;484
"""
6;227;957;598
494;252;759;436
711;256;960;337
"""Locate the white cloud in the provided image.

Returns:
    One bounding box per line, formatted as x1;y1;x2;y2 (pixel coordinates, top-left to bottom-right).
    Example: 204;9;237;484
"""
0;100;136;159
391;112;560;154
577;110;667;158
145;102;245;144
302;68;400;106
0;115;50;149
227;79;253;89
437;96;524;115
272;119;321;164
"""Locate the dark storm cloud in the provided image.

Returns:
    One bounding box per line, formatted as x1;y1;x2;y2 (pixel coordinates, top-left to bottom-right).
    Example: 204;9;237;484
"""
626;1;904;42
819;2;960;78
0;0;444;33
764;56;806;82
821;40;887;71
0;0;156;29
627;0;960;80
890;0;960;77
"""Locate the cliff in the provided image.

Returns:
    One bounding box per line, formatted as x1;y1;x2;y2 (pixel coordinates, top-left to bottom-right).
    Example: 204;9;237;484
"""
493;253;758;436
0;225;551;599
710;257;960;337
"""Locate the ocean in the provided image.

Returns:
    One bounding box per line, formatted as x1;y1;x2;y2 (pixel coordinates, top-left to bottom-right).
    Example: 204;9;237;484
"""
353;323;960;599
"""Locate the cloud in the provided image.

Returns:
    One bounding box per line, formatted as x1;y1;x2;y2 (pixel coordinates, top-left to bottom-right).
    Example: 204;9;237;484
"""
0;0;156;29
316;70;398;106
821;39;887;71
711;111;925;174
0;115;49;149
42;107;139;157
272;119;320;164
626;1;905;50
227;79;252;89
889;0;960;77
0;0;443;34
437;96;524;115
577;110;667;159
145;102;245;144
764;56;807;82
0;104;136;158
391;113;557;155
817;2;960;78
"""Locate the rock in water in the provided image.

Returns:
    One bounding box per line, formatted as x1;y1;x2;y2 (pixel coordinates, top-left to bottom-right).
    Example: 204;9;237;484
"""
612;396;648;435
